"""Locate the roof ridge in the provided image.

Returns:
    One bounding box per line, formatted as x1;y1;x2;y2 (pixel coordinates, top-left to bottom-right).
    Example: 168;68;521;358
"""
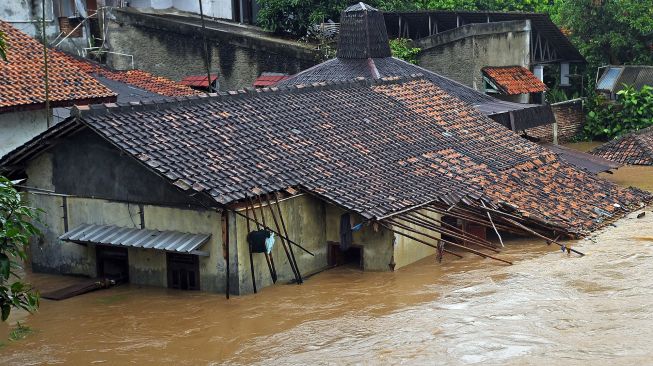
71;74;426;117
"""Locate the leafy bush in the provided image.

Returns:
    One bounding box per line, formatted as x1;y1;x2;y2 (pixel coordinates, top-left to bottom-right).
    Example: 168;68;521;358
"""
389;38;421;64
0;176;40;321
583;85;653;140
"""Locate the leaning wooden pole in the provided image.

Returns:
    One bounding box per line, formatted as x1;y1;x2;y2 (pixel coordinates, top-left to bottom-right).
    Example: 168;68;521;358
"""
273;193;303;283
224;212;230;299
247;196;276;283
402;212;500;252
264;194;300;284
377;222;463;259
497;216;585;257
385;219;512;265
257;194;278;282
244;196;257;293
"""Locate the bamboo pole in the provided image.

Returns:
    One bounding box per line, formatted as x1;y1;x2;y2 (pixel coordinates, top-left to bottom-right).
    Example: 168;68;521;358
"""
264;194;300;284
274;192;303;284
244;196;257;293
496;216;585;257
405;211;499;251
481;201;504;248
224;211;230;299
397;214;500;253
377;222;463;259
385;219;512;265
198;0;213;93
247;196;276;282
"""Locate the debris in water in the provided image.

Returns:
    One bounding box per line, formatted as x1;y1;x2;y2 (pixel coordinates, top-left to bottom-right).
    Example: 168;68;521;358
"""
638;212;646;219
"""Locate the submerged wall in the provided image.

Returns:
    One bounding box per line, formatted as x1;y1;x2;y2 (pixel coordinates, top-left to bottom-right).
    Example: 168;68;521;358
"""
416;20;532;91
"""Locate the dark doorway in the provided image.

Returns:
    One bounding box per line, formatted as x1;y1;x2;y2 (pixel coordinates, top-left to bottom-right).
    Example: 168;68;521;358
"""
327;242;363;269
96;245;129;283
167;253;200;291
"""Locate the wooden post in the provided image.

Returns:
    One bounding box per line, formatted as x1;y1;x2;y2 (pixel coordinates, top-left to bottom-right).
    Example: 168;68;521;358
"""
244;196;257;293
264;194;300;283
274;193;303;283
42;0;51;127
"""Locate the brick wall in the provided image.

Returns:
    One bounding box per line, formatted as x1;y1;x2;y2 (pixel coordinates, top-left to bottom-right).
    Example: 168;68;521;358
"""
526;98;585;143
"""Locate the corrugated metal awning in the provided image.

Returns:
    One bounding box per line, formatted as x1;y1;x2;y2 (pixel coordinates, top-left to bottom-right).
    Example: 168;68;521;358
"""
59;224;211;256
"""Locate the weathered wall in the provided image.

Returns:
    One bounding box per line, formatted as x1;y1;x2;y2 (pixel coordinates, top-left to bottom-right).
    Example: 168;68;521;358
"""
24;149;223;290
0;0;91;55
0;109;49;158
105;9;319;90
49;129;195;205
416;20;531;91
129;0;233;19
392;209;440;269
526;98;585;142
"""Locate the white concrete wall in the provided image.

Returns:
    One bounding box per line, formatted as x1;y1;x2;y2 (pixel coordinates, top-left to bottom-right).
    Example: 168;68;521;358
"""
0;109;49;158
129;0;232;20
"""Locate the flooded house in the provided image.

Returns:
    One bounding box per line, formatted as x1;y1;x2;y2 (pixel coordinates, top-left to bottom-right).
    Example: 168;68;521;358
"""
1;73;649;296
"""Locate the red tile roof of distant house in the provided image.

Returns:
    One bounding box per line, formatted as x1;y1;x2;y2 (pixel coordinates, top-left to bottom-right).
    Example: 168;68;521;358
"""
180;74;218;88
591;127;653;165
0;20;116;113
482;66;548;95
54;52;201;97
253;73;289;88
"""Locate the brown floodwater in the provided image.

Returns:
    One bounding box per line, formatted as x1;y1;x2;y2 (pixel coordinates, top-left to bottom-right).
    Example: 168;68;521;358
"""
1;155;653;365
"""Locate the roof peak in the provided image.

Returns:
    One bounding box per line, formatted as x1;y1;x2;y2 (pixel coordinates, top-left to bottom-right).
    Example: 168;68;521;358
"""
336;3;392;59
72;74;425;118
344;2;379;12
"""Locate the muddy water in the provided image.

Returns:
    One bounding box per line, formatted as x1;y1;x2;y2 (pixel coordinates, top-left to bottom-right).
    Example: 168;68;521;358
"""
564;141;653;191
1;165;653;365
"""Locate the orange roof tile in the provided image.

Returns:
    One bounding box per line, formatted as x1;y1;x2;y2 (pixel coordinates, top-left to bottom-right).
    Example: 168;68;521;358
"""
482;66;548;95
253;73;289;88
54;52;202;97
180;74;218;88
0;20;116;112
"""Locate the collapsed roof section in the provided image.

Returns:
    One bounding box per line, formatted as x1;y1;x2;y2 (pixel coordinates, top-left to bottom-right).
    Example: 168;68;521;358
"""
0;21;116;113
277;4;554;131
592;127;653;165
2;76;648;237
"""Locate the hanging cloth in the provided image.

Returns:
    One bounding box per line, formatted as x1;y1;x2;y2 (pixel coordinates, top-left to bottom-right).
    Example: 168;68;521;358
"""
248;229;274;253
340;213;353;251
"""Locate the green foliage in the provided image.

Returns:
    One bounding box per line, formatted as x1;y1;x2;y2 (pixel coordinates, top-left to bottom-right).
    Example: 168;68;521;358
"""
583;85;653;140
0;31;6;61
257;0;358;36
396;0;556;12
389;38;421;64
0;176;40;322
555;0;653;71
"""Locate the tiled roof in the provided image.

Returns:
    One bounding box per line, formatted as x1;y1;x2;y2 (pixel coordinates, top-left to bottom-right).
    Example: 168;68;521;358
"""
591;127;653;165
54;52;201;97
253;73;289;88
180;74;218;88
0;21;116;112
482;66;548;95
2;76;647;235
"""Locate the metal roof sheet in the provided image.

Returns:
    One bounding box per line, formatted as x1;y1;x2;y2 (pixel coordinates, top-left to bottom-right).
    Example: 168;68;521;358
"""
59;224;211;254
597;67;623;91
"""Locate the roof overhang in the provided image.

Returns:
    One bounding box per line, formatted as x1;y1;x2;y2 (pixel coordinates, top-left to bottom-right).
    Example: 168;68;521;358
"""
59;223;211;256
0;96;118;114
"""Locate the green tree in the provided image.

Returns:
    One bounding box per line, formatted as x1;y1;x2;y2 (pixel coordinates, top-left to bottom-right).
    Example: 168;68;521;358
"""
389;38;421;64
555;0;653;71
0;31;7;61
0;176;40;321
